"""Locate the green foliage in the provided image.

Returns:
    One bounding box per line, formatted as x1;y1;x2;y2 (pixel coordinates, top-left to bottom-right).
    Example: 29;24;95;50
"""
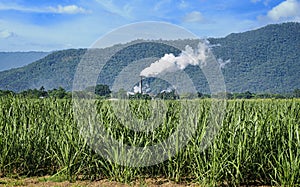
17;86;70;99
209;22;300;93
197;92;211;99
48;87;70;99
19;87;48;98
2;86;300;99
95;84;111;97
129;93;151;100
0;97;300;186
233;91;254;99
0;49;86;92
156;90;179;100
85;84;111;98
0;90;14;97
293;89;300;98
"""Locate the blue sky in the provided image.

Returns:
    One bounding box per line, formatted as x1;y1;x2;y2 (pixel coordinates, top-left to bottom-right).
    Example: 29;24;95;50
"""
0;0;299;51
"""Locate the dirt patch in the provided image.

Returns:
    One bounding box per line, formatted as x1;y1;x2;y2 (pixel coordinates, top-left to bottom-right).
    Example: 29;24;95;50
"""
0;177;200;187
0;177;273;186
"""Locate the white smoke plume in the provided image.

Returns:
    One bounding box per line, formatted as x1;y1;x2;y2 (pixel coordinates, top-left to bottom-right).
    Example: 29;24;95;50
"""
218;58;231;69
133;85;140;93
160;86;175;93
140;41;210;77
133;83;150;93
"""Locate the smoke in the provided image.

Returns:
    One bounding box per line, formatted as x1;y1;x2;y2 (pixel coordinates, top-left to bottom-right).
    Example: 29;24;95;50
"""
133;83;150;94
133;85;140;93
136;40;230;95
218;58;231;69
160;86;175;93
140;41;211;77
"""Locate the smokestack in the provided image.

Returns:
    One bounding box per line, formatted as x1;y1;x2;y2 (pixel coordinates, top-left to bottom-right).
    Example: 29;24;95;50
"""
140;76;143;94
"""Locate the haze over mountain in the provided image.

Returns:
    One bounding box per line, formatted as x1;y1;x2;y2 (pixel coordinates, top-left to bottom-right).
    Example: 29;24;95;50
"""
0;52;50;71
0;22;299;94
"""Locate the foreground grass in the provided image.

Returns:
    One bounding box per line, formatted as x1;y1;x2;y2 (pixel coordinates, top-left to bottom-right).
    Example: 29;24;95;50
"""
0;97;299;186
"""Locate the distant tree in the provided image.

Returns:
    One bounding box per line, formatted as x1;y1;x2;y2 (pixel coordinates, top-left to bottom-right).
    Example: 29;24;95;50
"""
85;84;111;98
39;86;48;97
227;92;234;99
197;92;211;98
255;93;272;99
95;84;111;97
48;87;68;99
197;92;203;98
233;91;254;99
20;88;42;98
155;90;179;100
293;88;300;98
129;93;151;100
0;90;15;97
243;91;253;99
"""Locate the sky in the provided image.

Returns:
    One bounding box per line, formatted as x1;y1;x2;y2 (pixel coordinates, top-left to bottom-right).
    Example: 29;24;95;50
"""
0;0;299;51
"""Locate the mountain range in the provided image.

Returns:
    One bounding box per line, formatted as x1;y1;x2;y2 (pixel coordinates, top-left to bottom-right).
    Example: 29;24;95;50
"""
0;52;49;71
0;22;299;94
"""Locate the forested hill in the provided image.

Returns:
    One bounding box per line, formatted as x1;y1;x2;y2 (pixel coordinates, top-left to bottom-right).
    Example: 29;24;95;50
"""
0;22;299;93
0;49;86;92
209;22;300;93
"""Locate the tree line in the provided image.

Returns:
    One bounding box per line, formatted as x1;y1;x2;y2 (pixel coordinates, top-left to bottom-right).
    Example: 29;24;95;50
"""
0;86;71;99
0;85;300;99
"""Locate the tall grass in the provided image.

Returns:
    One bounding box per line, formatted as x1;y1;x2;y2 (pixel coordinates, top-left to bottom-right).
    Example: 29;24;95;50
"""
0;96;299;185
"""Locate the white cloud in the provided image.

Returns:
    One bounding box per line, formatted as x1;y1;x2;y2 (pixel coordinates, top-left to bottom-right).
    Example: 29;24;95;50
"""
178;0;188;9
95;0;133;19
183;11;204;23
0;30;16;39
153;0;171;11
251;0;270;6
267;0;300;21
0;3;89;14
0;9;121;51
0;3;37;12
48;5;89;14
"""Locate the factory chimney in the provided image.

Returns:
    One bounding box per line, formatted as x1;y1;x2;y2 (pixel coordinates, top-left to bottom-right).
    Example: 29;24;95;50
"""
140;76;143;94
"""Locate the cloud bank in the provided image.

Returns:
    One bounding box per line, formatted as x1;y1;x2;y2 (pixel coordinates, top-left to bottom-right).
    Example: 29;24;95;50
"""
0;30;16;39
48;5;89;14
267;0;300;21
0;3;89;14
183;11;204;23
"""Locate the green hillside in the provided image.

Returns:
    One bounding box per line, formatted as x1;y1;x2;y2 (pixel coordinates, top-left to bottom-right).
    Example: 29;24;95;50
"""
210;22;300;93
0;22;299;93
0;49;86;91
